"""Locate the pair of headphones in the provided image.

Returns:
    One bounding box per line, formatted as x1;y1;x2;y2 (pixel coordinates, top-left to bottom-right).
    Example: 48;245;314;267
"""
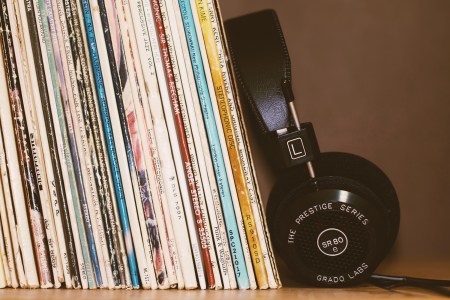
225;10;449;290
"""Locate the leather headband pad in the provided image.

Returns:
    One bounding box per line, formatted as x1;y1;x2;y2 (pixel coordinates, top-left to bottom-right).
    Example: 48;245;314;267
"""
225;9;293;134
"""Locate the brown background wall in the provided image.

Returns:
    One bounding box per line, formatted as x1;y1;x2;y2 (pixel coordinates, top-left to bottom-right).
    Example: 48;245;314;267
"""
220;0;450;262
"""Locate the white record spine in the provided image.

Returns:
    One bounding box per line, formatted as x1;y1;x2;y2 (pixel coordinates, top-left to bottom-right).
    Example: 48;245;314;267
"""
128;0;198;289
170;0;237;288
17;0;75;287
0;130;13;288
8;0;61;287
52;0;112;288
0;197;6;288
0;120;20;288
116;0;181;288
76;0;130;288
189;0;257;288
87;0;157;289
162;0;231;289
33;0;92;288
142;0;206;289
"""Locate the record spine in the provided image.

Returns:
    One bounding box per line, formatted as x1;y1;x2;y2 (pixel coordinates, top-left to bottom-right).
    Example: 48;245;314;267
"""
96;0;170;288
149;0;216;288
142;0;207;289
0;202;6;288
0;2;52;287
178;0;252;289
194;0;270;288
0;137;12;287
159;0;223;289
210;0;281;288
128;0;198;289
189;0;256;288
20;0;81;288
33;0;95;288
80;0;152;289
67;0;128;288
172;0;236;289
0;117;21;288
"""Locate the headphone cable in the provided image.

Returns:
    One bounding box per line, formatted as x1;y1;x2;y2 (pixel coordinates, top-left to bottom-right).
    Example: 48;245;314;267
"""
369;274;450;297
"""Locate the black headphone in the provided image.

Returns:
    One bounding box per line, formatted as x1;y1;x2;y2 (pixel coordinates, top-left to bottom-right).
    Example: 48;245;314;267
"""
225;9;450;290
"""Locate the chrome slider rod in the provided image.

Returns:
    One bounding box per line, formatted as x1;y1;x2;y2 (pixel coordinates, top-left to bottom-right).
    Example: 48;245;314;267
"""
288;101;316;178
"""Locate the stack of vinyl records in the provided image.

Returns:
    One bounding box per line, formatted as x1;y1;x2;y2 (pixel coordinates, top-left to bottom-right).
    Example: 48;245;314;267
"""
0;0;281;290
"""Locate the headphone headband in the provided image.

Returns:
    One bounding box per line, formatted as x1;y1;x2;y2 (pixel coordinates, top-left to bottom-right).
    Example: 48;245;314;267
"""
226;10;320;170
226;9;293;134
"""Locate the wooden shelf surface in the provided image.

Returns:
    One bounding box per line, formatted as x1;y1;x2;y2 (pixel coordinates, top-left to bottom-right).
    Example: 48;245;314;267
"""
0;258;448;299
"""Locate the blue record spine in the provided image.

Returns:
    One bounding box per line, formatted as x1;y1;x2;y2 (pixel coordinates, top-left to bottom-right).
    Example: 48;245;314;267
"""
80;0;140;288
177;0;250;289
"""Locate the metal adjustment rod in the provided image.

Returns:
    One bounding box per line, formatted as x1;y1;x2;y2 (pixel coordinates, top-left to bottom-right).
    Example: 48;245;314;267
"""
283;79;317;178
288;101;316;178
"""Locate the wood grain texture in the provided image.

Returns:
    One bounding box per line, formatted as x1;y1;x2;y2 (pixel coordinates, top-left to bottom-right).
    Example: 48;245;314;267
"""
0;259;449;298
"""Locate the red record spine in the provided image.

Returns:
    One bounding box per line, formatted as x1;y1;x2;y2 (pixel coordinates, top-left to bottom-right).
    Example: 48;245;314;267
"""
150;0;215;288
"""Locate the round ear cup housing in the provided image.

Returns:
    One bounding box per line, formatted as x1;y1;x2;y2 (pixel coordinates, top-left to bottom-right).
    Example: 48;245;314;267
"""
267;152;400;287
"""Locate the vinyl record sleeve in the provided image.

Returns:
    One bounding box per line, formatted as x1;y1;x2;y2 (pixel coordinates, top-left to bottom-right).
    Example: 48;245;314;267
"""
142;0;207;289
64;0;126;287
0;124;19;288
170;0;235;287
19;0;78;288
0;1;53;287
47;0;106;287
80;0;155;289
158;0;221;288
97;0;170;289
33;0;95;288
0;131;13;288
194;0;282;288
212;0;282;288
127;0;198;289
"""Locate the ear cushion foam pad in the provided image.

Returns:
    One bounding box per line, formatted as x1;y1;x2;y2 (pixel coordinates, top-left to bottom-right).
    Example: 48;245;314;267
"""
267;152;400;257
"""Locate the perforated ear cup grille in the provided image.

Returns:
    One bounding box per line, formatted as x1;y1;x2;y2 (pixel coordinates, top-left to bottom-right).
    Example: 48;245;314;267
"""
267;152;399;286
295;209;370;275
315;153;399;229
268;152;399;255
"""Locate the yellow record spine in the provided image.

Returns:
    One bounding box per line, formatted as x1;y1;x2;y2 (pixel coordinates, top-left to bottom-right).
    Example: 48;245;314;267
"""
194;0;269;289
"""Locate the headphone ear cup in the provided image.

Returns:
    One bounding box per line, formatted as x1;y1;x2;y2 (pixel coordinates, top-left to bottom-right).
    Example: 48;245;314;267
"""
267;152;400;263
266;160;310;232
311;152;400;253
